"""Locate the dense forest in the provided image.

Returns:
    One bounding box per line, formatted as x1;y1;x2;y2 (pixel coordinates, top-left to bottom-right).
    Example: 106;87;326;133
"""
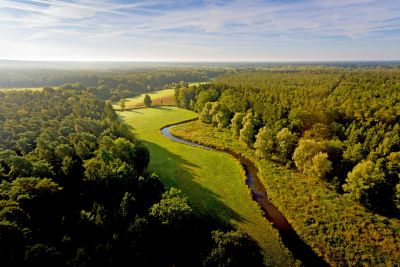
175;67;400;265
0;88;263;266
0;68;224;101
176;68;400;215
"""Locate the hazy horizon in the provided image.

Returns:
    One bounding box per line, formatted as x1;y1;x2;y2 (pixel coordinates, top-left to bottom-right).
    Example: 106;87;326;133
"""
1;0;400;61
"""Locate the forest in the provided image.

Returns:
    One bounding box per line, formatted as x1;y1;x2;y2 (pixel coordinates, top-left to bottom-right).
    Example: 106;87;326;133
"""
0;87;263;266
0;67;223;101
1;64;400;266
174;67;400;265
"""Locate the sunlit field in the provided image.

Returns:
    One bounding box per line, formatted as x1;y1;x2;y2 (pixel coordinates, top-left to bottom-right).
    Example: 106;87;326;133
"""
118;106;294;266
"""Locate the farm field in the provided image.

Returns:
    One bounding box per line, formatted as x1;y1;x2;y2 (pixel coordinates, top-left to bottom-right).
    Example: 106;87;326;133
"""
117;105;294;266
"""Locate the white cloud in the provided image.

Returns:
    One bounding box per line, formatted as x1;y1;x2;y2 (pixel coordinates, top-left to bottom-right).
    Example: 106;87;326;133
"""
0;0;399;60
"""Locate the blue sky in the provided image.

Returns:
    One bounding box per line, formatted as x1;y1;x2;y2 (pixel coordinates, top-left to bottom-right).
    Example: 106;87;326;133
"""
0;0;399;61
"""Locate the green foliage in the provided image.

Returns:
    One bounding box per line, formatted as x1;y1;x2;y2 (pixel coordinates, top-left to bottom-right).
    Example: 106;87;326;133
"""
214;110;231;130
342;160;386;206
24;243;62;267
144;94;152;107
231;112;244;138
150;187;192;225
239;111;256;146
254;127;275;159
180;67;400;213
275;128;298;163
292;139;324;174
171;120;400;266
309;152;332;179
195;89;219;112
119;98;126;110
200;102;213;124
395;183;400;210
121;107;294;265
204;230;264;267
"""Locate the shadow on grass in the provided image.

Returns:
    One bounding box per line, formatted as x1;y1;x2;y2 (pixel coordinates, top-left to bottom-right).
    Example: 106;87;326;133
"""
125;109;144;114
152;105;175;111
142;139;245;224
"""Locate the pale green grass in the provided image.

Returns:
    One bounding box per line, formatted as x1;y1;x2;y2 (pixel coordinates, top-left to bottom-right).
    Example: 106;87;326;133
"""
118;106;294;266
113;89;175;109
0;86;61;92
188;81;210;86
0;87;44;92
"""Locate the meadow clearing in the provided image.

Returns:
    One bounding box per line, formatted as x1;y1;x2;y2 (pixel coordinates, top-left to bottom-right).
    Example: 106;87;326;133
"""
113;89;176;110
117;105;294;266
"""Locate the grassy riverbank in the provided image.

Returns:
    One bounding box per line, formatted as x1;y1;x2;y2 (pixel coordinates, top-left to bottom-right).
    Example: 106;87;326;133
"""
170;120;400;267
117;106;295;266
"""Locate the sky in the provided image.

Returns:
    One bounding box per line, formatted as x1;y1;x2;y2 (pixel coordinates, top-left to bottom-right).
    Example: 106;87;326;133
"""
0;0;399;61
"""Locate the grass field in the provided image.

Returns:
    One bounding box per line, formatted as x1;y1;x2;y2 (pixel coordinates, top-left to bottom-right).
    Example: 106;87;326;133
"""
114;89;175;109
187;81;210;86
0;87;45;92
117;106;294;266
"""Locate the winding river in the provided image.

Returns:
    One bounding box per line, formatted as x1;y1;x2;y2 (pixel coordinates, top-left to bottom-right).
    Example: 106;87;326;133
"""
161;124;328;267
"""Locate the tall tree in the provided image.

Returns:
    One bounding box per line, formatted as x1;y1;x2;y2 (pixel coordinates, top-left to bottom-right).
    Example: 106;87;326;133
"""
239;111;255;146
119;98;126;111
144;95;152;107
231;112;244;138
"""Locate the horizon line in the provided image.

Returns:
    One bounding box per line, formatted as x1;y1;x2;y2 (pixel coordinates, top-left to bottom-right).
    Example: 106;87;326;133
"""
1;59;400;63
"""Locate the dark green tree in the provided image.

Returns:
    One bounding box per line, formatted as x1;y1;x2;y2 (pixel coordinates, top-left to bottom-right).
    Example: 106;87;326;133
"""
144;94;152;107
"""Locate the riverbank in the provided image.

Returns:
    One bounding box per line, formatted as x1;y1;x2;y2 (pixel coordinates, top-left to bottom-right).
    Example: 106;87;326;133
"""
163;123;327;267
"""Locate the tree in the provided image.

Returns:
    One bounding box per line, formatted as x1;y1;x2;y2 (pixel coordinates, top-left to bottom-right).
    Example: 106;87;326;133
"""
16;137;32;155
119;98;126;111
231;112;245;138
200;102;213;124
276;128;298;163
144;95;152;107
194;90;218;112
254;127;275;159
239;111;256;147
150;187;192;226
24;244;62;267
203;230;264;267
293;139;323;174
214;110;231;130
342;160;386;206
309;152;332;179
395;183;400;211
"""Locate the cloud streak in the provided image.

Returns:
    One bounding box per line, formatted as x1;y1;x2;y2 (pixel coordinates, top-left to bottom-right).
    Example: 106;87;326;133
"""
0;0;399;61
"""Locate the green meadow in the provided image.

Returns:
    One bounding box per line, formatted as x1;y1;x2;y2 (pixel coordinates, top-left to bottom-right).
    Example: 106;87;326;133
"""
117;105;294;266
113;89;176;109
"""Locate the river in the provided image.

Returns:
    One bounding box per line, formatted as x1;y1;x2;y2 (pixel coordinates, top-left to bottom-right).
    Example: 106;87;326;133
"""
161;124;328;267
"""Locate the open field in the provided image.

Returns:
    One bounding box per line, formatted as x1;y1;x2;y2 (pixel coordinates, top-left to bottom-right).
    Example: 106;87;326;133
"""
187;81;210;86
0;87;45;92
117;106;294;266
113;89;175;109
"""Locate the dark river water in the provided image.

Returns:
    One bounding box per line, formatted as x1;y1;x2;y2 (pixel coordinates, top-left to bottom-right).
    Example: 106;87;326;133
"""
161;124;329;267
